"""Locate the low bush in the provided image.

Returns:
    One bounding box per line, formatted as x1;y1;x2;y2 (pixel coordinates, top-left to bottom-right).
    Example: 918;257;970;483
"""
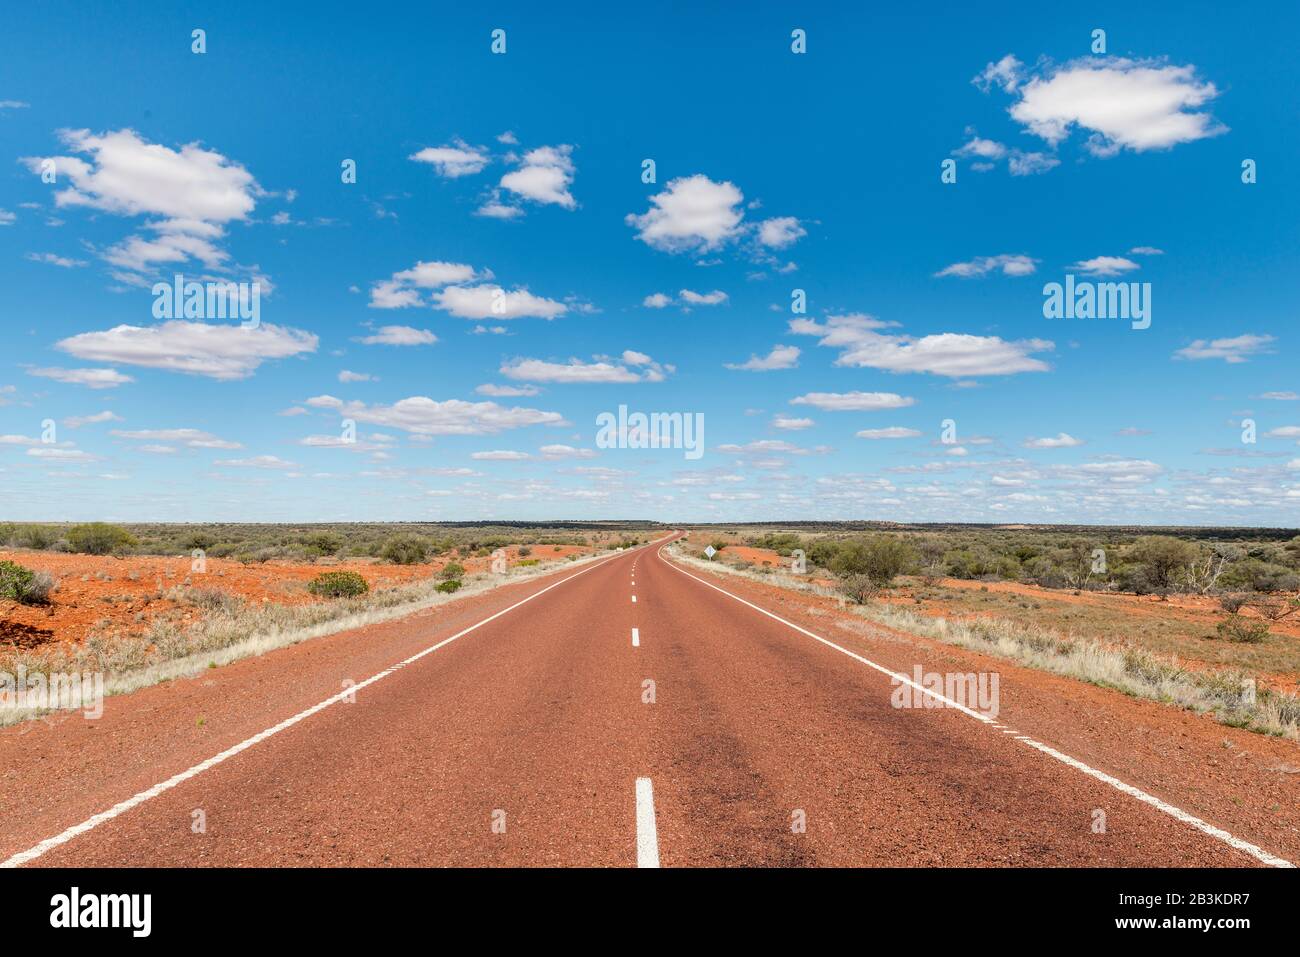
830;535;917;586
11;525;58;550
0;559;55;604
1249;596;1300;622
302;532;343;557
1218;593;1250;613
307;570;369;599
172;586;245;615
1215;615;1269;644
838;574;879;605
435;579;462;593
1218;558;1300;593
67;522;137;556
381;535;428;565
439;561;466;580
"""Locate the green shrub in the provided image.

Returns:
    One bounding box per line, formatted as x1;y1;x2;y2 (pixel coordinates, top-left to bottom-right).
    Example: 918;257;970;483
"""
67;522;137;555
302;532;343;556
1215;615;1269;644
518;545;532;557
307;570;369;598
517;558;539;567
12;524;58;550
0;522;15;546
1219;558;1300;593
0;559;55;604
1128;536;1199;592
838;574;879;604
439;561;466;580
830;535;917;586
752;531;802;556
381;535;428;565
436;579;462;593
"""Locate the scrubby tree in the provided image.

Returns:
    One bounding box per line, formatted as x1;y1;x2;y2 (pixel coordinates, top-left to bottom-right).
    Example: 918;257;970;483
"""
303;532;344;556
914;535;947;584
1218;558;1299;593
12;525;58;550
66;523;136;556
381;535;429;565
1127;536;1199;593
829;535;917;587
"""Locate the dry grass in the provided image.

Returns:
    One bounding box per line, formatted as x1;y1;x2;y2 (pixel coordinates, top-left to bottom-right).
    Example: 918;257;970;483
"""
0;550;614;727
668;545;1300;742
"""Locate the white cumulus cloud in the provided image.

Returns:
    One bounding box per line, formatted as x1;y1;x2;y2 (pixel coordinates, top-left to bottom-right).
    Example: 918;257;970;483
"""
791;314;1053;377
56;321;317;380
1023;433;1085;448
409;140;490;178
725;344;800;371
1173;334;1275;364
790;391;916;411
626;174;745;253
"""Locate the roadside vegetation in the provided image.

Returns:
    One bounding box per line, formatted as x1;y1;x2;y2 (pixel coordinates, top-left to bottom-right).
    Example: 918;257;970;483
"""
676;526;1300;742
0;559;55;605
0;530;629;726
700;527;1300;628
307;571;370;598
0;521;651;564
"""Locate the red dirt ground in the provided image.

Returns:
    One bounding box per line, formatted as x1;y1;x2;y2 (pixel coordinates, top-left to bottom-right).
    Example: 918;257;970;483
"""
704;543;1300;685
0;544;591;648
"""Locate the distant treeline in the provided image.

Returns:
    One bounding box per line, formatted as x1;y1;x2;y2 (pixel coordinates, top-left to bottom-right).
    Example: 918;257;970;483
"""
714;527;1300;597
0;522;648;564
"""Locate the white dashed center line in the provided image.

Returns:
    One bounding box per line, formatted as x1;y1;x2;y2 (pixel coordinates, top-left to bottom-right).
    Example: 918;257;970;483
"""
0;544;657;870
635;777;660;868
631;627;640;647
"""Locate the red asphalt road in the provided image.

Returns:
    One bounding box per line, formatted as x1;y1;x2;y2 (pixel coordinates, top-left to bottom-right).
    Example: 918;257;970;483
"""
0;536;1288;867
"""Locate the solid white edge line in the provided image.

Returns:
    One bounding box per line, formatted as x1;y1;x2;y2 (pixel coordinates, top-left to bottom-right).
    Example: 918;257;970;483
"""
1;539;664;869
635;776;660;868
656;542;1295;869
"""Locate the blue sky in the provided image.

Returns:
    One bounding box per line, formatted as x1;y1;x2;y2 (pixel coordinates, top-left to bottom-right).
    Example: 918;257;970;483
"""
1;1;1298;524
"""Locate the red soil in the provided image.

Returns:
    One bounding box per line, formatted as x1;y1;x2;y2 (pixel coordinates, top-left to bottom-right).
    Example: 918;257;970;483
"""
704;543;1300;685
0;544;591;648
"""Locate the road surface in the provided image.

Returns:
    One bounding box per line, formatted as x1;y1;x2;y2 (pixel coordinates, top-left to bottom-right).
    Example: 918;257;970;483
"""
0;536;1293;867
